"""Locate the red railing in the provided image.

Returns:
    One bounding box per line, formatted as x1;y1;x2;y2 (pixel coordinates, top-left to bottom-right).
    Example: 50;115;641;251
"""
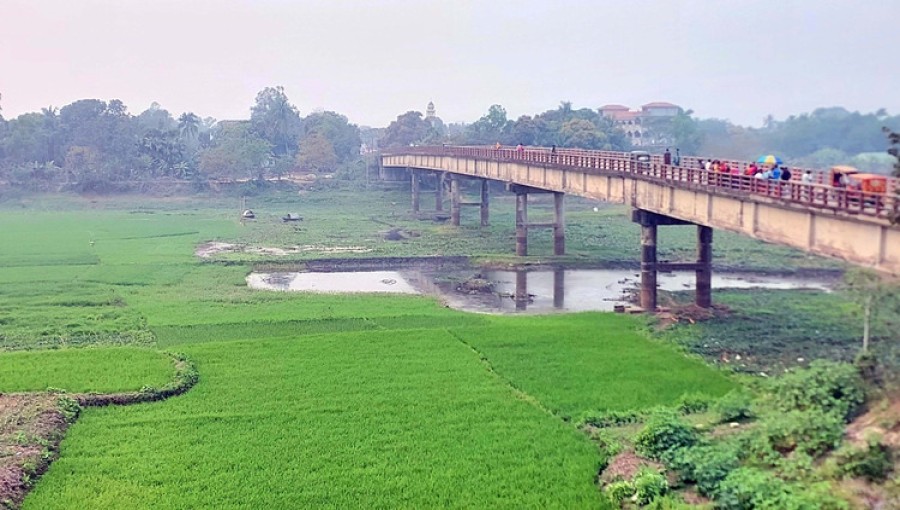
384;145;899;220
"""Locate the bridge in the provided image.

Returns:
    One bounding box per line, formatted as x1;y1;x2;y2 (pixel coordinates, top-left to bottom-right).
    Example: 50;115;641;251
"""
381;145;900;311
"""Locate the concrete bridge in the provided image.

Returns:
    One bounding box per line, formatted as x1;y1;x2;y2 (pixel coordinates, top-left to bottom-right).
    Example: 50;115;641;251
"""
381;145;900;311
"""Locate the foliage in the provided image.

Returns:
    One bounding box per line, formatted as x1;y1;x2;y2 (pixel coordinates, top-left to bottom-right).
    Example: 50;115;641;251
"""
249;86;302;157
603;479;635;505
379;110;434;148
633;466;668;505
634;409;699;461
716;468;849;510
295;131;338;172
767;360;866;421
300;110;361;163
833;436;894;482
676;392;714;414
672;441;743;496
199;122;273;180
841;268;900;352
757;408;845;456
713;389;755;423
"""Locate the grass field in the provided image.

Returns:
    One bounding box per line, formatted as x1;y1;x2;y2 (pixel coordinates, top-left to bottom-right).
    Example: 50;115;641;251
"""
0;191;753;508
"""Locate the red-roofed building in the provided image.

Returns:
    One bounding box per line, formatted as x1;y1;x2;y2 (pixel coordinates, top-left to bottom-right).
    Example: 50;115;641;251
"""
599;102;682;147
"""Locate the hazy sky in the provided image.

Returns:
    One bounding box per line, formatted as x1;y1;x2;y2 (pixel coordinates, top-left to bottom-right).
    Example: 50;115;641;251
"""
2;0;898;127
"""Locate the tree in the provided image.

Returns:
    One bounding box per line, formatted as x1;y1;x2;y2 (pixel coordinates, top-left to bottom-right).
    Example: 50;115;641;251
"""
300;111;361;162
558;118;609;149
250;86;302;157
465;104;510;144
296;132;337;172
380;111;431;148
198;122;272;181
178;112;200;141
842;268;900;352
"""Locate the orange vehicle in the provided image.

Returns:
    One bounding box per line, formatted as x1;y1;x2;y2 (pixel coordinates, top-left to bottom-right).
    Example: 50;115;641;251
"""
849;173;888;193
830;165;859;187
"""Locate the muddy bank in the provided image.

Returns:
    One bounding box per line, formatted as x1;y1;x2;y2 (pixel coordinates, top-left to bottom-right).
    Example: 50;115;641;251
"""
0;393;74;510
0;353;198;509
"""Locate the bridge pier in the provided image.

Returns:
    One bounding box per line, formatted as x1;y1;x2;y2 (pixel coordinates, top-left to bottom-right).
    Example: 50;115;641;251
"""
633;210;714;312
435;172;445;212
510;185;565;256
480;179;490;227
410;169;420;213
450;175;461;226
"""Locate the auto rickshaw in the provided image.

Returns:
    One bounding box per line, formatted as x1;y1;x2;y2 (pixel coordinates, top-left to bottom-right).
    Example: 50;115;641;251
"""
848;173;888;193
830;165;859;188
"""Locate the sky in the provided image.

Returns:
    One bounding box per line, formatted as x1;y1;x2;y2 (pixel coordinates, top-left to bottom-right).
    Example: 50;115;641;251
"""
1;0;898;128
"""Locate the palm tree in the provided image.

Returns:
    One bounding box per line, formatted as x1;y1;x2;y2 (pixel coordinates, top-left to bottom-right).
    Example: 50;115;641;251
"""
178;112;200;142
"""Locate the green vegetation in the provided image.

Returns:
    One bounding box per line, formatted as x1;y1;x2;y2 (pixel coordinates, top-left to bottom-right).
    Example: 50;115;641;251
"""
0;348;173;394
0;194;742;508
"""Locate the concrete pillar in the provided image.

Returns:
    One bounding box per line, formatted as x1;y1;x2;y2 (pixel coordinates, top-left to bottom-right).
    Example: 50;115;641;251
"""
696;226;713;308
411;170;420;213
640;223;658;311
515;192;528;256
435;172;444;212
553;268;565;309
553;192;565;255
480;179;490;227
450;175;461;226
515;270;528;311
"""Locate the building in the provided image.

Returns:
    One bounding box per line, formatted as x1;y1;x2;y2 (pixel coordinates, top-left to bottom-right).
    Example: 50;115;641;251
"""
599;102;681;147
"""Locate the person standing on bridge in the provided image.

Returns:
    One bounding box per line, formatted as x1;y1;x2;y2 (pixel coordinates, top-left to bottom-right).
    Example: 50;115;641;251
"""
673;148;681;166
551;145;557;163
664;148;672;165
516;143;524;156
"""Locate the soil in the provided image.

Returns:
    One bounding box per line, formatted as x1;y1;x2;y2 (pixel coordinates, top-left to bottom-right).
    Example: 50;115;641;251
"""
195;241;373;258
0;394;71;510
599;451;663;484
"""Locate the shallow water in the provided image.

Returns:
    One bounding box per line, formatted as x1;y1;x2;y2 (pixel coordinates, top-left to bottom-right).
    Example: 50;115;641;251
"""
247;269;833;314
246;271;418;294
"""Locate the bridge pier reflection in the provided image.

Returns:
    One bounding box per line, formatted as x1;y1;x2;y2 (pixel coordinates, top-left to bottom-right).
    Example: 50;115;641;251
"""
633;210;713;311
509;184;565;257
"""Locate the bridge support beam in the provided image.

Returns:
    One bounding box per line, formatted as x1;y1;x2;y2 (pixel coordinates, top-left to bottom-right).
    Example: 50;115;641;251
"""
553;268;565;309
516;192;528;256
633;209;715;311
640;223;658;311
554;192;565;256
696;226;713;308
410;169;420;213
435;172;445;212
480;179;490;227
450;175;461;226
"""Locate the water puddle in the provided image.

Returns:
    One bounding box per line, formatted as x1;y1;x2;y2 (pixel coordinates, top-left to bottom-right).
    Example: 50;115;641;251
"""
247;268;833;313
246;271;418;294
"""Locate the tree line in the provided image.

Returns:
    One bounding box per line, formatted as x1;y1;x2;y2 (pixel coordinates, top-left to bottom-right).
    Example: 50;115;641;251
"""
0;88;362;192
2;89;899;194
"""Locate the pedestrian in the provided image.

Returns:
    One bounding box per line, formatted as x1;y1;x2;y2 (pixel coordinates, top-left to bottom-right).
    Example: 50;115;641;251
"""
494;141;502;150
550;144;557;163
745;162;759;176
771;166;782;180
801;169;813;184
664;147;672;165
673;148;681;166
516;143;524;154
780;166;792;181
704;159;712;172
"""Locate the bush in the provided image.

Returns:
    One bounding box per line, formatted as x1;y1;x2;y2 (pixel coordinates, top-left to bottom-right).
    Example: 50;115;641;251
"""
760;409;845;456
581;409;644;428
714;389;755;423
633;467;668;505
715;467;792;510
834;436;893;482
603;480;635;505
677;392;714;414
672;442;741;496
634;409;698;461
768;360;866;421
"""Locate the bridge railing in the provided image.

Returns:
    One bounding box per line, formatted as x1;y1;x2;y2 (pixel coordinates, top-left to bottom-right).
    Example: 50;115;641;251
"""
384;145;899;220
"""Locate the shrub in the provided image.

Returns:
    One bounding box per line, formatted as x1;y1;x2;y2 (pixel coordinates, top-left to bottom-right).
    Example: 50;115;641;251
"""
677;392;714;414
760;409;845;456
603;480;635;505
672;442;741;496
581;409;644;428
633;467;668;505
834;436;893;482
634;409;698;461
768;360;866;421
715;467;792;510
713;389;755;423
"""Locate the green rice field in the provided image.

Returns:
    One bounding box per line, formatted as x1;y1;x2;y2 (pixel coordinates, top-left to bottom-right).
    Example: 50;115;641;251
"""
0;192;742;508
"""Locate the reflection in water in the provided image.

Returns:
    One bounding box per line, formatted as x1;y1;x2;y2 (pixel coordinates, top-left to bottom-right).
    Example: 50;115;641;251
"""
480;269;832;314
247;271;419;294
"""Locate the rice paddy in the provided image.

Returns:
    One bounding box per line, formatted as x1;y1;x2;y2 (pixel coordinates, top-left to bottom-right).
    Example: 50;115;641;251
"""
0;192;744;508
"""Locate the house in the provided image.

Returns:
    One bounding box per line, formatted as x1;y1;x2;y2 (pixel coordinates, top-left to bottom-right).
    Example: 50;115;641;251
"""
599;102;682;147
